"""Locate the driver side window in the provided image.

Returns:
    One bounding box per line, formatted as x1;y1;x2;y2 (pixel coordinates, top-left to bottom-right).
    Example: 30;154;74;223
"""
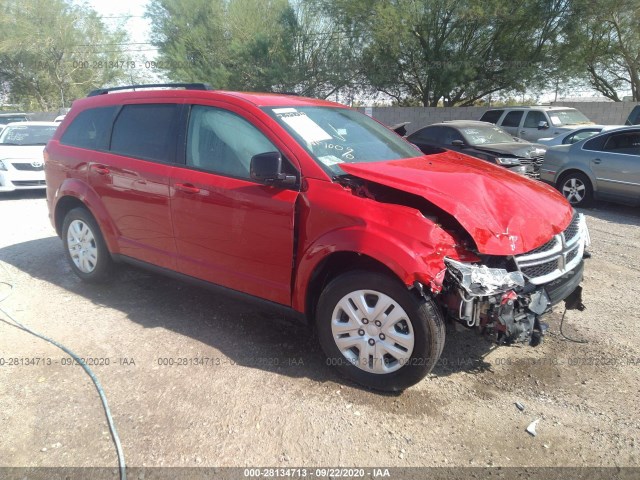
523;111;547;128
186;105;278;179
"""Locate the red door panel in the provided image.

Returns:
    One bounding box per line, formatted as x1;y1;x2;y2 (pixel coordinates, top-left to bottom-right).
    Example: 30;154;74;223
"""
88;151;176;269
170;169;297;305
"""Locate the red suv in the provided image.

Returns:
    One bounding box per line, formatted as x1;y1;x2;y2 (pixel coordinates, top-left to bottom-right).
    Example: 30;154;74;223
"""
45;84;589;391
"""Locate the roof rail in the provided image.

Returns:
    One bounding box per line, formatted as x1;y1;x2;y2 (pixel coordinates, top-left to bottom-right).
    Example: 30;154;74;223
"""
87;83;213;97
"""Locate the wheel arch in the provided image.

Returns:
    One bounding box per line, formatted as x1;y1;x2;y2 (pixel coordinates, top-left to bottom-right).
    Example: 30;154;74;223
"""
53;179;119;254
303;251;409;321
556;167;597;193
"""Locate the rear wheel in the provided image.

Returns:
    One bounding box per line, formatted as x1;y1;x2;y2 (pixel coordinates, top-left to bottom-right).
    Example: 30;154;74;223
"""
558;172;593;207
316;271;445;391
62;207;113;282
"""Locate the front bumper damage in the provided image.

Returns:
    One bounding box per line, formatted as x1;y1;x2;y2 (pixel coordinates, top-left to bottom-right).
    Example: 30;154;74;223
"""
436;213;590;347
441;258;553;345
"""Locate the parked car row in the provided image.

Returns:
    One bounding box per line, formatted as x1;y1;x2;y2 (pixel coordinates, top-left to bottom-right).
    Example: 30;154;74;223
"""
395;105;640;207
0;122;58;192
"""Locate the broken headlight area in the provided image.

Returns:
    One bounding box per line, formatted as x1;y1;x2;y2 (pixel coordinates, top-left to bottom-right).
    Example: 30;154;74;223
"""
440;258;551;346
443;258;525;296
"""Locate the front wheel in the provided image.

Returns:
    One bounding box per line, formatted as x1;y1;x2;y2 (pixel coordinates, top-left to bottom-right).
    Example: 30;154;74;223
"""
62;207;113;282
316;271;445;391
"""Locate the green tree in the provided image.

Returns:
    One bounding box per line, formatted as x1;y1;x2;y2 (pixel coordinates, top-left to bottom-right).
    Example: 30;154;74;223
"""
564;0;640;101
147;0;358;97
320;0;572;106
0;0;128;110
148;0;296;91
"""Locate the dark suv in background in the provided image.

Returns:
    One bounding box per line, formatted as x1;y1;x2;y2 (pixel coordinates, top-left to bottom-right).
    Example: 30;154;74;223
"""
625;105;640;125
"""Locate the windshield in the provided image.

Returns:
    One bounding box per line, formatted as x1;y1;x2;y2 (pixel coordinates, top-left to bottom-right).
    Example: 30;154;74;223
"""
548;110;590;126
459;125;516;146
0;125;58;145
264;106;421;175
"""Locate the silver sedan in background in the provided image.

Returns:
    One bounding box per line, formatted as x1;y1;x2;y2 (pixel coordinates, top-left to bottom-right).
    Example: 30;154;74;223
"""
540;126;640;207
537;125;624;147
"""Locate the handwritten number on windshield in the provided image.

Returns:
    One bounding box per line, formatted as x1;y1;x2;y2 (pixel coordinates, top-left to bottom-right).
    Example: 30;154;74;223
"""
323;143;354;160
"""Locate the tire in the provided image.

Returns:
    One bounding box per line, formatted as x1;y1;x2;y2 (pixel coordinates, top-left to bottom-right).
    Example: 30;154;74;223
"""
316;271;445;391
557;171;593;207
62;207;113;282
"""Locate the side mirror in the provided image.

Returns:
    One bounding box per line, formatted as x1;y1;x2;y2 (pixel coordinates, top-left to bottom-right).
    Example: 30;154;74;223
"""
451;139;465;147
250;152;296;186
538;121;549;130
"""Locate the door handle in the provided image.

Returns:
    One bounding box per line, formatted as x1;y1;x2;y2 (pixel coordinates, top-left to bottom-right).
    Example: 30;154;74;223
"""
593;158;601;164
91;164;110;175
175;183;200;194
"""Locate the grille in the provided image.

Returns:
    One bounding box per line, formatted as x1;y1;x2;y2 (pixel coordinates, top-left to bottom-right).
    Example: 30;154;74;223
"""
566;246;580;265
520;156;543;179
517;156;544;167
514;212;586;285
563;213;581;243
521;259;559;278
13;180;46;186
13;163;43;171
528;237;558;255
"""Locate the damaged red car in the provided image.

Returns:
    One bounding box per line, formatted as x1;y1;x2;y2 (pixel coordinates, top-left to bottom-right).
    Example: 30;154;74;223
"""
45;84;590;391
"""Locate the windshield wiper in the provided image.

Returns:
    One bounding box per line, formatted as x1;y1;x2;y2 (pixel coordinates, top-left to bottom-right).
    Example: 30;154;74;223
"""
0;142;20;145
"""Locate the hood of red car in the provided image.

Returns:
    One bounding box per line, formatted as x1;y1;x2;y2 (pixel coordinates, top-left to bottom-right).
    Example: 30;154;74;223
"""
340;152;573;255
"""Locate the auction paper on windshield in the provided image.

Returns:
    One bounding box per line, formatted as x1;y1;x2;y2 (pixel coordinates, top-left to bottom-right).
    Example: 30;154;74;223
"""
274;108;332;144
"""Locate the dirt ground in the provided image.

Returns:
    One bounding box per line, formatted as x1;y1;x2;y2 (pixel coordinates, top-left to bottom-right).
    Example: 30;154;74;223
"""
0;190;638;475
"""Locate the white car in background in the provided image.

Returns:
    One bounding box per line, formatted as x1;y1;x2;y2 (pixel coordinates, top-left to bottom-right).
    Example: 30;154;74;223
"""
537;125;626;146
0;122;58;192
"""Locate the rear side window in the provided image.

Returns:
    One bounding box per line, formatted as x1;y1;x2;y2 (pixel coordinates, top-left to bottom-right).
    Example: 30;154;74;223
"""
111;104;179;162
627;106;640;126
60;106;116;150
479;110;503;124
501;111;523;127
602;131;640;155
564;128;601;145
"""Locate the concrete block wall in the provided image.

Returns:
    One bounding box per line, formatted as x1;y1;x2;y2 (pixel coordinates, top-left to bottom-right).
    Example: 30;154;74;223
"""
17;101;640;131
358;102;639;135
552;102;636;126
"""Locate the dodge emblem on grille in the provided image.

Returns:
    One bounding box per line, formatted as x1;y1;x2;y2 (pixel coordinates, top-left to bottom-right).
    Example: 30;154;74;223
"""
509;235;518;252
31;160;43;168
